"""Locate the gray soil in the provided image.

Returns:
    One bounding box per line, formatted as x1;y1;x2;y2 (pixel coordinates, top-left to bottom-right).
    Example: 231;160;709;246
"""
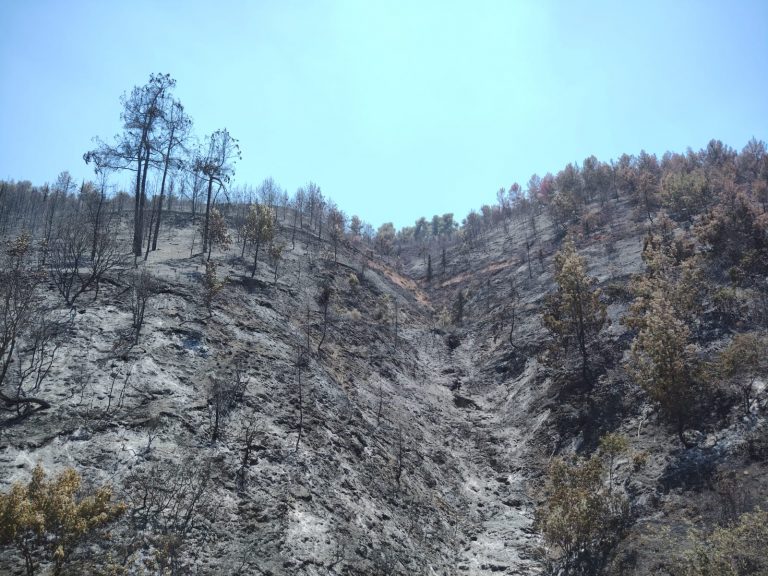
1;201;766;575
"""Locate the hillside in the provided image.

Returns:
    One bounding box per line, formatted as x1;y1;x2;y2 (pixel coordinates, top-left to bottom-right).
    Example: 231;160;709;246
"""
1;212;547;575
1;140;768;576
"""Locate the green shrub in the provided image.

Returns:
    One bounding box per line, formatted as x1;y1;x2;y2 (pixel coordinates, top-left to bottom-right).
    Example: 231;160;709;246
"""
538;455;629;574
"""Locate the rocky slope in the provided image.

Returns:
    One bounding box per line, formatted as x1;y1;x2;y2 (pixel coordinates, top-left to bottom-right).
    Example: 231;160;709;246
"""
1;214;547;576
1;198;766;575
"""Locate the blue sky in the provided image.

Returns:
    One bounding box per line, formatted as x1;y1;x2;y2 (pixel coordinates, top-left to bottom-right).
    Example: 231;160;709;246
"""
1;0;766;228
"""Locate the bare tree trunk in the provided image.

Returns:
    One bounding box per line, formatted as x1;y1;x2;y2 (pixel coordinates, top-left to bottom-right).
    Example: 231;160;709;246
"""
144;197;157;261
526;240;533;279
137;146;151;257
190;182;197;220
238;424;257;491
151;171;169;252
90;187;106;261
395;426;403;492
133;144;144;256
318;299;329;354
151;125;176;252
251;240;260;278
212;388;220;442
202;177;213;256
394;300;398;351
295;349;303;452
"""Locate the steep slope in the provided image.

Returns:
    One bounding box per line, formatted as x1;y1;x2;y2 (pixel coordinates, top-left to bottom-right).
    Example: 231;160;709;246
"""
0;216;544;575
2;193;766;576
397;197;768;575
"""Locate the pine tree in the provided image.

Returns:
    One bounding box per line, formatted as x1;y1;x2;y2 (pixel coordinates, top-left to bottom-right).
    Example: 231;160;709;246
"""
543;240;606;382
626;291;701;447
624;232;701;332
243;204;275;276
718;332;768;415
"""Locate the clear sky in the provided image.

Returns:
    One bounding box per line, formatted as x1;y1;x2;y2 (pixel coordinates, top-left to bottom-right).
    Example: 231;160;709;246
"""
1;0;766;228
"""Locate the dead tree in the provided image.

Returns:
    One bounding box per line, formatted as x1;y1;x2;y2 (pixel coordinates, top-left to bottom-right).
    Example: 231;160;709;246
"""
207;366;248;442
178;171;205;222
195;129;240;256
41;172;75;264
0;233;57;421
143;194;158;261
49;213;126;306
11;313;63;405
395;426;404;492
316;280;333;354
525;238;534;279
502;276;521;347
237;421;259;492
295;347;305;452
360;251;370;282
393;299;399;351
83;171;115;263
84;74;178;257
123;457;214;572
453;290;465;326
130;267;155;345
150;100;191;253
49;219;89;305
291;187;305;249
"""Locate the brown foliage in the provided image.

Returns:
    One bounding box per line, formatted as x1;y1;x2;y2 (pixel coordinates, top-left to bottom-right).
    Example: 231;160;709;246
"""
0;464;125;575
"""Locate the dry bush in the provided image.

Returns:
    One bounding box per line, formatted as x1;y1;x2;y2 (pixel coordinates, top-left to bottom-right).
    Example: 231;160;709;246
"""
344;308;362;322
122;457;215;573
49;216;126;306
202;259;227;313
709;470;754;527
1;232;63;421
207;366;249;442
129;267;155;345
124;458;214;535
203;207;232;260
0;464;125;576
674;510;768;576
